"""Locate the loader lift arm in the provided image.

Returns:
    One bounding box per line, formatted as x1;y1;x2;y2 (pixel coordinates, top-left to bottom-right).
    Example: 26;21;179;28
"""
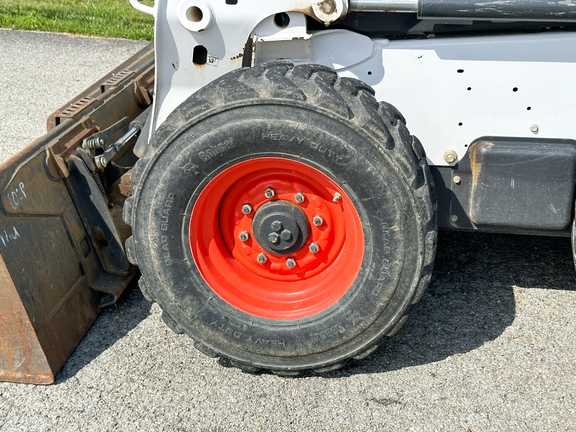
0;43;154;385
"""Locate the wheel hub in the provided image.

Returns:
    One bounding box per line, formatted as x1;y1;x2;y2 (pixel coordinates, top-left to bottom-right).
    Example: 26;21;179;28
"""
189;157;364;319
252;201;309;255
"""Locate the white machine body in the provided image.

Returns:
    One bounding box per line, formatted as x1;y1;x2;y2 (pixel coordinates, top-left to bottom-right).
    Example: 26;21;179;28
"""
131;0;576;167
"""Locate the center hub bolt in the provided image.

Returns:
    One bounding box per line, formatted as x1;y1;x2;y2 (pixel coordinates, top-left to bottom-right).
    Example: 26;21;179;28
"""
268;233;280;244
271;220;283;232
280;229;292;241
286;258;296;269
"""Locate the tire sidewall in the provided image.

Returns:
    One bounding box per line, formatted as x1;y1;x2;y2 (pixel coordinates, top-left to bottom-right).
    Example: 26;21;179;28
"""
134;103;425;368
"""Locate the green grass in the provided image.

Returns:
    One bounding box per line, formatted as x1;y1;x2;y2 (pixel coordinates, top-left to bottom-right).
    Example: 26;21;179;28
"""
0;0;154;40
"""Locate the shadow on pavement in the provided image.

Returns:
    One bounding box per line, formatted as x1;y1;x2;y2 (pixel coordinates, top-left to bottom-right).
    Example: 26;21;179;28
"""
52;230;575;381
334;230;576;376
54;279;152;384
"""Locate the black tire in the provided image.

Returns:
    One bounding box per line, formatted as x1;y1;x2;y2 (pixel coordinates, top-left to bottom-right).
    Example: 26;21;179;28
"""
572;209;576;270
124;62;437;374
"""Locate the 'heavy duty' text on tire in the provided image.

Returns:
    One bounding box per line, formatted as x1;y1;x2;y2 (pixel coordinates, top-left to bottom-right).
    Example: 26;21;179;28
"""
124;63;437;375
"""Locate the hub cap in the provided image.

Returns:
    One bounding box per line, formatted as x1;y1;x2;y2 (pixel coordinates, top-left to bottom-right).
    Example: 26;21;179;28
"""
252;200;309;255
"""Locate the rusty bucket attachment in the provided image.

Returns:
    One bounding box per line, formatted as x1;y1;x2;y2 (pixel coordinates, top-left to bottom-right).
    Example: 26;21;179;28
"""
0;44;154;384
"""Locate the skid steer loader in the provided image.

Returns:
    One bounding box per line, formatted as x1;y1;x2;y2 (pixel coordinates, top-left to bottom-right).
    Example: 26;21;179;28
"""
2;0;576;383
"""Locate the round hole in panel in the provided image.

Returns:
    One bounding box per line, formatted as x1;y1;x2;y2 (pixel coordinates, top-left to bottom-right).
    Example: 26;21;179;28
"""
178;0;213;32
274;12;291;28
187;6;203;22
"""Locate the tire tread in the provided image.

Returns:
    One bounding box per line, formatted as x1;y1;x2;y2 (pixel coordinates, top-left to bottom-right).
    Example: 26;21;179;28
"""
125;62;437;376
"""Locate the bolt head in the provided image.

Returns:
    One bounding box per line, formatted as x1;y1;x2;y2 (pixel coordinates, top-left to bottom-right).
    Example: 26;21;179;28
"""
332;192;342;202
271;220;283;232
286;258;296;269
264;188;276;199
294;192;305;203
308;242;319;254
257;253;268;264
241;204;253;215
312;216;324;227
453;176;462;185
530;124;539;133
444;150;458;164
239;231;250;242
268;233;280;244
95;155;106;169
280;229;293;241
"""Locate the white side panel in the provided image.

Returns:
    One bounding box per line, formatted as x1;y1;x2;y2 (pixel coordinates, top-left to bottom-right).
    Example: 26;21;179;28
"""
316;32;576;166
153;0;576;167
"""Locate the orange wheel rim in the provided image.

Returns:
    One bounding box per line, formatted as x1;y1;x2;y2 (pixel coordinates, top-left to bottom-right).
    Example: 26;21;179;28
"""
189;158;364;319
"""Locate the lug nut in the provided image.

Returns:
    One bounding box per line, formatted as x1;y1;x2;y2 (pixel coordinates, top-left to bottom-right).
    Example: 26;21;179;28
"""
264;188;276;199
308;242;320;254
271;220;283;232
294;192;305;203
280;229;292;241
268;233;280;244
257;253;268;264
312;216;324;227
333;192;342;202
286;258;296;269
239;231;250;242
241;204;253;215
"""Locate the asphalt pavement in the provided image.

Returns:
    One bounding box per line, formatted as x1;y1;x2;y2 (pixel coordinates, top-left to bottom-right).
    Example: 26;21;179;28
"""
0;29;575;432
